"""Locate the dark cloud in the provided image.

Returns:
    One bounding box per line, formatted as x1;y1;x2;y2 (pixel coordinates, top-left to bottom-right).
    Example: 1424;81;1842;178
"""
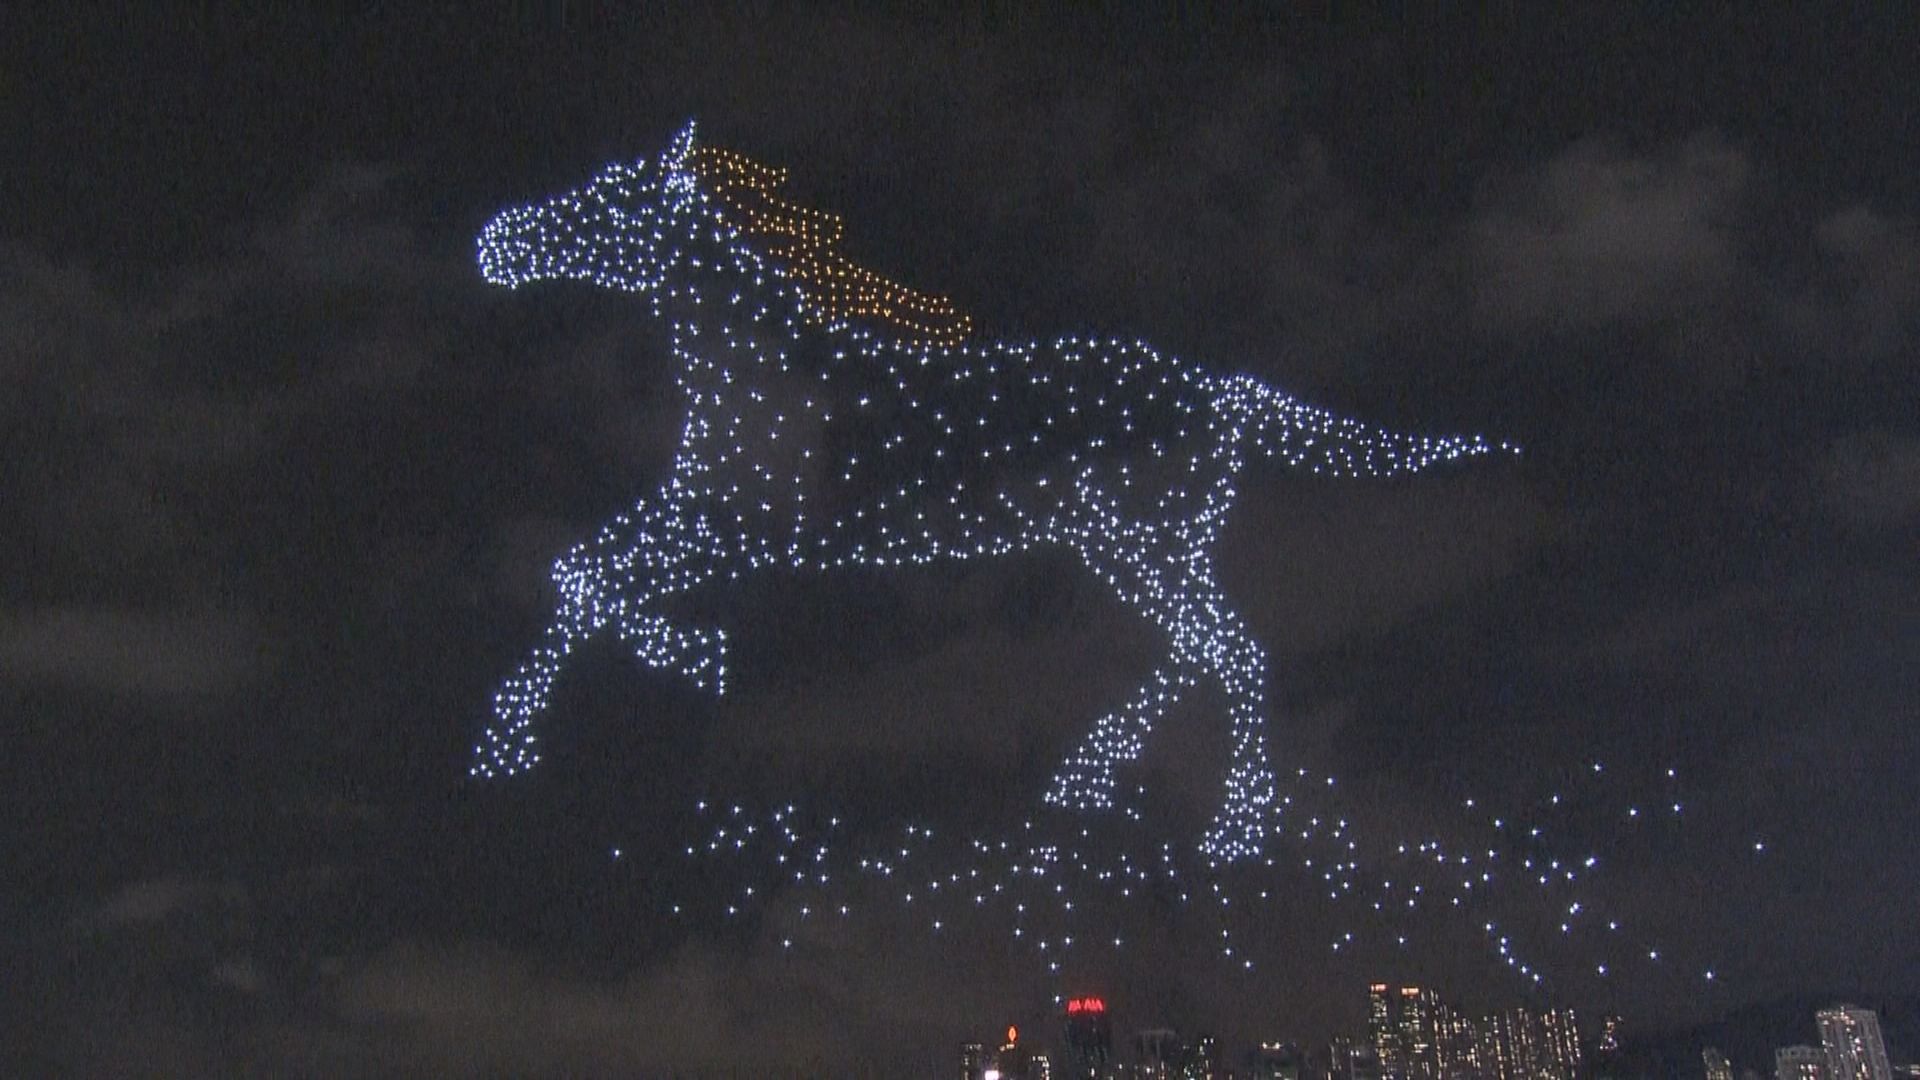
0;607;262;698
1819;430;1920;525
68;874;249;932
27;869;1039;1076
1789;205;1920;362
1470;134;1751;336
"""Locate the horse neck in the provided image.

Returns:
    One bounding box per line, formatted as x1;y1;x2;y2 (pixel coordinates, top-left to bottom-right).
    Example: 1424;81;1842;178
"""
660;247;806;363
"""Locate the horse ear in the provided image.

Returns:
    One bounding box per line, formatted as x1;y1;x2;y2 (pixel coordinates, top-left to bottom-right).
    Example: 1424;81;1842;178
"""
665;118;699;168
659;119;702;207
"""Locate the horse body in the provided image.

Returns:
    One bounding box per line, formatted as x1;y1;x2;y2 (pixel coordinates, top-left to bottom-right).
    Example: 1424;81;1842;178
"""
473;123;1507;860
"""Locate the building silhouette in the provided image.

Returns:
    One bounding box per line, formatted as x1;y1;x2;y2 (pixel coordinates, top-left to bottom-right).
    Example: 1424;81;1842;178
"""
1133;1028;1183;1079
1817;1005;1893;1080
1062;996;1114;1079
962;1041;987;1080
993;1025;1039;1080
1777;1045;1826;1080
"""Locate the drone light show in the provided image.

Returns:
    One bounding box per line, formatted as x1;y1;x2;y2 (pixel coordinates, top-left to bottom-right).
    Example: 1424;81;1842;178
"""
470;120;1515;863
638;750;1728;1001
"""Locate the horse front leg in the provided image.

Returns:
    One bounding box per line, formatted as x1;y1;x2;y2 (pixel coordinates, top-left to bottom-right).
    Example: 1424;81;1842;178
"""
613;608;729;694
471;601;595;778
593;503;730;694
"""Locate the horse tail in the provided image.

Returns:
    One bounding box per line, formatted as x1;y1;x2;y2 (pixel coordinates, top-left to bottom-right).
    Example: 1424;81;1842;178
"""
1208;372;1516;477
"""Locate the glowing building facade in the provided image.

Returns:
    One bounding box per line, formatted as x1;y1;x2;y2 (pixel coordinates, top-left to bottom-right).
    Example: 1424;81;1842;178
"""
1370;985;1405;1080
1541;1006;1584;1079
1367;983;1506;1080
1818;1006;1892;1080
1475;1005;1583;1080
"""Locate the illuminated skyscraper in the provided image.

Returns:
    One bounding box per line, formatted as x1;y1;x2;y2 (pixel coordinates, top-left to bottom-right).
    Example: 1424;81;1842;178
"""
1480;1008;1545;1080
963;1042;987;1080
1706;1047;1735;1080
1818;1006;1893;1080
1463;1004;1580;1080
1777;1045;1827;1080
1371;984;1406;1080
1435;997;1481;1079
1399;987;1444;1080
1541;1006;1584;1080
1367;983;1485;1080
1061;997;1112;1080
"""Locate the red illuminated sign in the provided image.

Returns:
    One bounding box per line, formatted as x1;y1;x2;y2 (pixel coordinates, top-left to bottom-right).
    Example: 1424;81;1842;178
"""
1066;997;1107;1015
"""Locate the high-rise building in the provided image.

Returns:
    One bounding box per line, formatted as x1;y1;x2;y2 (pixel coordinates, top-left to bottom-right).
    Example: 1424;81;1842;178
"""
1435;997;1482;1079
1371;984;1406;1080
1135;1028;1184;1079
1777;1047;1826;1080
1063;997;1114;1080
1330;1035;1383;1080
1706;1047;1735;1080
1185;1034;1220;1080
1364;983;1491;1080
1541;1006;1584;1080
1593;1015;1626;1080
1252;1041;1305;1080
1329;1035;1360;1080
963;1042;987;1080
1467;1004;1581;1080
1818;1006;1893;1080
1481;1008;1546;1080
994;1025;1039;1080
1399;987;1444;1080
1596;1015;1623;1056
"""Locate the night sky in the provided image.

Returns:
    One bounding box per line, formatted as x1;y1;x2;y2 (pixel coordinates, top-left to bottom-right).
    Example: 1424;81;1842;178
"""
7;7;1918;1075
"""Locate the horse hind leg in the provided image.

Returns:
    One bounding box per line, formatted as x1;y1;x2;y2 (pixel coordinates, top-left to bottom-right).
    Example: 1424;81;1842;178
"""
1181;598;1279;862
473;611;589;778
1046;666;1193;810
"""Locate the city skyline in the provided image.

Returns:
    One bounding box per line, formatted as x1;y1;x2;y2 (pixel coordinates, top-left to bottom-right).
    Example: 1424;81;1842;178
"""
954;986;1914;1080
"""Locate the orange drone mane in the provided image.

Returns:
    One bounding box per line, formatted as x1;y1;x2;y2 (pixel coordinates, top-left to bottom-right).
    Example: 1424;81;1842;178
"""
686;146;973;347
